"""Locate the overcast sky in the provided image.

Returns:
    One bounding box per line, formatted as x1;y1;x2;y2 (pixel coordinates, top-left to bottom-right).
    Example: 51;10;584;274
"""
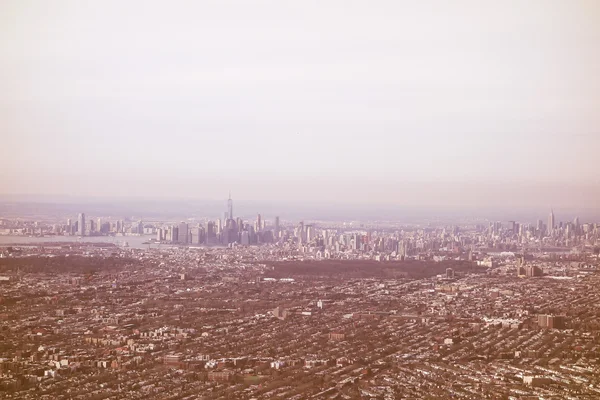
1;1;599;209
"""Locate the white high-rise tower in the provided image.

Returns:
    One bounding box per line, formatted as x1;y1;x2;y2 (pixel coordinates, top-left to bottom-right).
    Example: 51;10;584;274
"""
547;209;555;236
227;192;233;220
78;213;86;236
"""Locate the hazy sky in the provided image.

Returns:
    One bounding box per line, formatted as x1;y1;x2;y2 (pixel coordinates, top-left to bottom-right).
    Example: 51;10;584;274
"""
1;1;599;209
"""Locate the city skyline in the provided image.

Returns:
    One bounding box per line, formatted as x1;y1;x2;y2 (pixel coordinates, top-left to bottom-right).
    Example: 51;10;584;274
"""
0;182;599;216
1;192;600;225
56;193;600;228
5;191;597;244
2;200;598;252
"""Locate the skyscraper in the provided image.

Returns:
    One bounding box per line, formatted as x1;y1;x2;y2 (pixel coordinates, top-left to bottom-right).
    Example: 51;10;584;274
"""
536;219;543;232
178;222;189;244
274;216;280;237
508;221;516;233
227;192;233;220
195;226;205;245
207;221;216;244
171;225;179;243
78;213;86;236
297;221;304;244
241;231;250;245
256;214;262;232
548;209;555;236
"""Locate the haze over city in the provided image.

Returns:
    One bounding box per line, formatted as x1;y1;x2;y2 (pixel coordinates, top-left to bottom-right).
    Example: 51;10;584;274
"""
1;0;599;212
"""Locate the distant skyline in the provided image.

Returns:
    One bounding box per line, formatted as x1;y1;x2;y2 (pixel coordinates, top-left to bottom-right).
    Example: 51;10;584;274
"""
1;193;599;225
1;1;599;209
0;181;599;211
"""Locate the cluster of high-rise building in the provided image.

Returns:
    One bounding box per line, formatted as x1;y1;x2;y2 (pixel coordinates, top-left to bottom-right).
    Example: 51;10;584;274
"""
61;214;141;237
485;210;598;250
516;256;543;277
2;201;597;263
156;194;277;246
538;314;566;329
494;209;593;243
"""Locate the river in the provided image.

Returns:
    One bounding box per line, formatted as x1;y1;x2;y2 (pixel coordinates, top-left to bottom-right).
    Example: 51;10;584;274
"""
0;235;175;250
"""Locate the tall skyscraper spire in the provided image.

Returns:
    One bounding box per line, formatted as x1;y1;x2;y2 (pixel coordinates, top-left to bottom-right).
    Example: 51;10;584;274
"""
227;192;233;220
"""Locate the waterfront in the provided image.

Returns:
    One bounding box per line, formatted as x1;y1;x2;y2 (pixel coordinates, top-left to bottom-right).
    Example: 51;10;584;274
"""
0;234;163;249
